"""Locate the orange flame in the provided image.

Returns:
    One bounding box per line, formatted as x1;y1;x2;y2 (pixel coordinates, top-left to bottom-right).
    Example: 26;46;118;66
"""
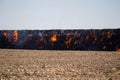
116;48;120;52
3;32;8;39
13;30;18;42
65;38;72;48
93;35;97;41
51;34;57;42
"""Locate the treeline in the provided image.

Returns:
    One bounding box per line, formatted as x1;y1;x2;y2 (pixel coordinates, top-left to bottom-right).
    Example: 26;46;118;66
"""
0;29;120;51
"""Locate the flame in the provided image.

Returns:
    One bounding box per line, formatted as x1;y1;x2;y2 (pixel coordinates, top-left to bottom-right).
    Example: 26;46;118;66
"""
93;35;97;41
116;47;120;52
74;40;79;45
13;30;18;42
39;37;46;44
39;37;44;42
38;37;46;49
3;32;8;39
74;31;78;37
103;45;106;50
107;31;112;39
85;35;89;40
51;34;57;42
65;38;72;48
116;48;120;52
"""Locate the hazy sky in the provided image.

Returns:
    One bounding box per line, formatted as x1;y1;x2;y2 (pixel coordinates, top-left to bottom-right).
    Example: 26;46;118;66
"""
0;0;120;30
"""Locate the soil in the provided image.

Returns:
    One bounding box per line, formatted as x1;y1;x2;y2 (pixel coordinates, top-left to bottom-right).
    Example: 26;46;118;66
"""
0;49;120;80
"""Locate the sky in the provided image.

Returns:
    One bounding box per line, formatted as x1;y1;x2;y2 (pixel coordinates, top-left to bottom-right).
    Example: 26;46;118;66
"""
0;0;120;30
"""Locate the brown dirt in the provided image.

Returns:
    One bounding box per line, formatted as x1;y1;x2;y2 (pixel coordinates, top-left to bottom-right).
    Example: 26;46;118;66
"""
0;49;120;80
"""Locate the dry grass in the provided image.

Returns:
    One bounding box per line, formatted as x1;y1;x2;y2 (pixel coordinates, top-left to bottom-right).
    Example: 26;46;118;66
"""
0;49;120;80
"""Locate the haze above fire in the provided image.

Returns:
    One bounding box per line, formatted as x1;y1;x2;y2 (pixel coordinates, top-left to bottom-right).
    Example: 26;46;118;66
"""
0;0;120;30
